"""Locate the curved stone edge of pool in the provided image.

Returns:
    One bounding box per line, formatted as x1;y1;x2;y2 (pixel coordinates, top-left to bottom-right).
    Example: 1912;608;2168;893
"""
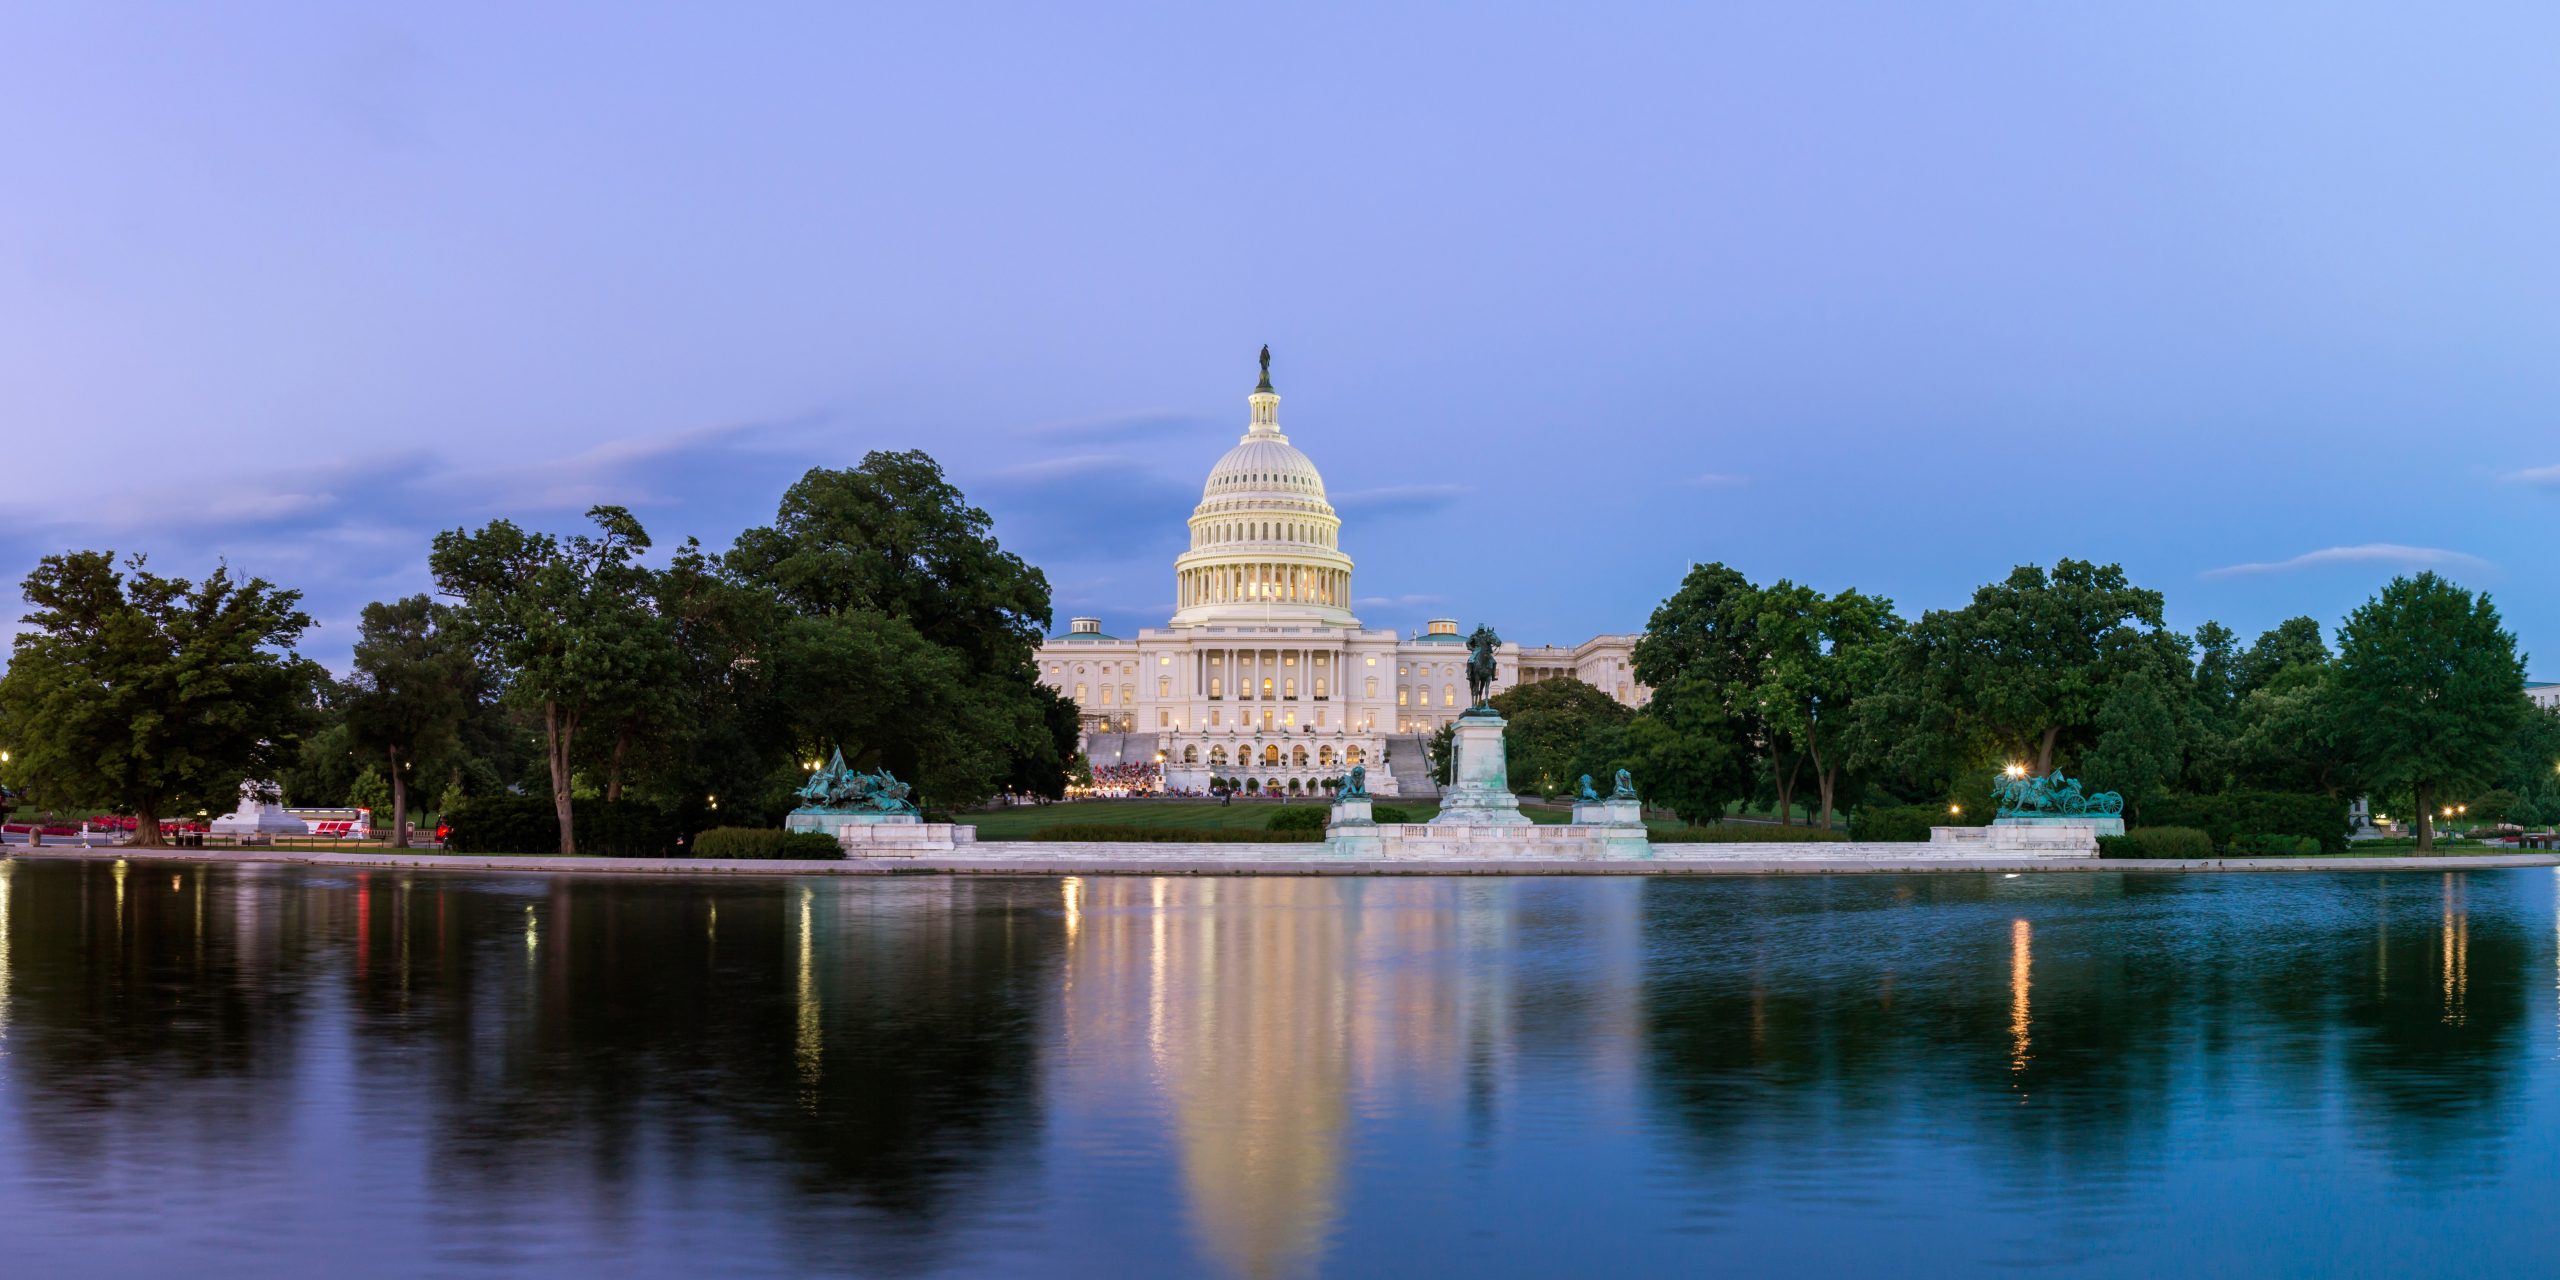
16;847;2560;877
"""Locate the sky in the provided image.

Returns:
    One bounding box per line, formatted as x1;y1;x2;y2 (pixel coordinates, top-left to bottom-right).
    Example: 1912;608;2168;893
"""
2;2;2554;674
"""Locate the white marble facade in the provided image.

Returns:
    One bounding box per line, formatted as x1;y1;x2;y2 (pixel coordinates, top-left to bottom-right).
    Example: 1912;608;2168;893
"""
1034;358;1648;798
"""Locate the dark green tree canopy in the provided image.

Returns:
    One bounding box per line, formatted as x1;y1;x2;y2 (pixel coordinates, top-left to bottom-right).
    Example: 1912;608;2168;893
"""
343;594;477;846
2331;572;2528;849
0;552;315;843
1907;558;2175;775
728;451;1052;677
1490;678;1635;796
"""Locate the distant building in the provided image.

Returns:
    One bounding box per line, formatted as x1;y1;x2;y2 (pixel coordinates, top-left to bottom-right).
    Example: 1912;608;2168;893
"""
1033;356;1647;796
2531;683;2560;712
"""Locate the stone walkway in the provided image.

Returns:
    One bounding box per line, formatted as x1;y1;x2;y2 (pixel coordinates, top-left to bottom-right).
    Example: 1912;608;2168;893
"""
16;845;2560;878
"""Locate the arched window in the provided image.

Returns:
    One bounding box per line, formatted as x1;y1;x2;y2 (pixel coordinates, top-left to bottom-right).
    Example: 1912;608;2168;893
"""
1262;744;1281;766
1121;684;1134;706
1347;745;1364;765
1184;745;1199;764
1443;684;1455;707
1210;746;1227;767
1397;688;1409;706
1292;745;1308;767
1100;685;1114;705
1319;745;1334;766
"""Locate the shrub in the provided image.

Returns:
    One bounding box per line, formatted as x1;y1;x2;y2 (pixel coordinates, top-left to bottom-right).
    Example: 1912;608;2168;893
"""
443;796;680;857
2098;826;2215;859
1021;824;1323;843
1651;823;1850;844
2227;833;2320;856
1848;803;1980;843
1264;806;1330;834
2142;791;2351;853
1371;805;1413;824
691;826;785;859
781;831;843;858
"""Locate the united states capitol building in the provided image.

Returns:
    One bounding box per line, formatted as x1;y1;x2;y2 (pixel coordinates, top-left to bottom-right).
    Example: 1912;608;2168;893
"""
1035;354;1648;797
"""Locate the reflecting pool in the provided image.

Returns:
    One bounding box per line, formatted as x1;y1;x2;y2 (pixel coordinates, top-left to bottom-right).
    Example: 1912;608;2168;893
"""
0;860;2555;1277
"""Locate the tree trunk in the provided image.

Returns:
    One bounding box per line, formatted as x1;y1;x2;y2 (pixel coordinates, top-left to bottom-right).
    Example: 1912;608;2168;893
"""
1770;753;1802;826
546;700;578;856
2414;780;2434;854
387;744;409;849
606;727;630;802
133;800;162;848
2036;726;2060;776
1817;767;1838;831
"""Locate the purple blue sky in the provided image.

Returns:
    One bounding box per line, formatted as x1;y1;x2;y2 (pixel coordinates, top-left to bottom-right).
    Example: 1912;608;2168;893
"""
3;4;2554;672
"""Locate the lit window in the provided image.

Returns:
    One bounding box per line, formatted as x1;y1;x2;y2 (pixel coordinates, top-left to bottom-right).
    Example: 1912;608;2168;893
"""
1398;689;1409;706
1075;684;1088;702
1443;684;1455;707
1101;686;1115;705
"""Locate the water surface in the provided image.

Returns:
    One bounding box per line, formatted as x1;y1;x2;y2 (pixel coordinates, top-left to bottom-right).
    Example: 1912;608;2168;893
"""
0;860;2551;1277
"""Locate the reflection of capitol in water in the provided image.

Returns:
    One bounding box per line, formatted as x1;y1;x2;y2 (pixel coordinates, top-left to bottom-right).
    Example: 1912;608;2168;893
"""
1050;877;1645;1280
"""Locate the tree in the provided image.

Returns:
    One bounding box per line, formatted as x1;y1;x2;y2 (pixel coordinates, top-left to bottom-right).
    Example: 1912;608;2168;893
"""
1745;582;1900;828
1633;562;1783;812
1618;676;1751;825
2225;664;2363;798
1907;559;2175;776
728;451;1051;677
342;595;476;847
0;552;315;846
1426;723;1457;787
1489;678;1635;797
430;506;666;855
2331;573;2529;852
2080;666;2183;819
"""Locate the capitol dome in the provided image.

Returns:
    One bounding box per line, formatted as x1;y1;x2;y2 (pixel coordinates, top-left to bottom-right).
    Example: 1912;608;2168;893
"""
1169;351;1359;629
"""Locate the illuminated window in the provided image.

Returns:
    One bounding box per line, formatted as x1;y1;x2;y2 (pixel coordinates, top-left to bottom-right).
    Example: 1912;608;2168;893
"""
1262;678;1274;697
1398;688;1409;706
1101;685;1114;705
1365;678;1376;697
1210;678;1223;698
1158;676;1171;697
1442;684;1455;707
1284;679;1296;698
1075;683;1087;702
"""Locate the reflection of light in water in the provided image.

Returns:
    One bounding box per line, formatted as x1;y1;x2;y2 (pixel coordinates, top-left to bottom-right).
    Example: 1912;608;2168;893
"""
1061;876;1082;943
112;858;127;946
2443;874;2469;1025
2009;918;2033;1081
796;886;821;1107
524;903;538;955
0;864;12;1054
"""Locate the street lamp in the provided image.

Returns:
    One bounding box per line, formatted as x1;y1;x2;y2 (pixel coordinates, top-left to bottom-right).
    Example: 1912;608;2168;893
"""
2004;763;2028;780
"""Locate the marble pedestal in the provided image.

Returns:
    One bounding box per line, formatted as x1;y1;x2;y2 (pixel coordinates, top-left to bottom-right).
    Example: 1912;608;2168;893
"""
787;811;974;857
208;782;309;841
1428;710;1529;827
1927;820;2109;856
1324;797;1383;857
1569;796;1652;858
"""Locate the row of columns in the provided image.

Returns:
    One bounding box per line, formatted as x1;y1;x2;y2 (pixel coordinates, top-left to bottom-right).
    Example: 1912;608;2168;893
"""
1192;645;1345;703
1178;563;1348;609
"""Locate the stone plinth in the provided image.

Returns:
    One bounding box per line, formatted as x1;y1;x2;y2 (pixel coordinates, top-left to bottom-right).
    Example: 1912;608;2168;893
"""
1324;797;1383;857
1572;798;1643;827
791;813;973;857
209;783;309;840
1929;822;2106;856
1428;710;1529;827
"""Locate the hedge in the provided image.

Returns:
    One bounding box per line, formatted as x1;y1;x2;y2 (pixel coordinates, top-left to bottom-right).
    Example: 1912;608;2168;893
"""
2140;791;2351;854
1371;805;1414;824
690;827;844;860
1847;803;1984;843
2096;826;2215;860
1264;806;1330;834
1022;824;1325;843
1651;823;1850;844
442;796;682;857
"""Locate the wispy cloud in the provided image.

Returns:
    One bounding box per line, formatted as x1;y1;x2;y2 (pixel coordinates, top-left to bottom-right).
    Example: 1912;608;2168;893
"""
1333;484;1471;515
1680;472;1747;489
1019;411;1216;445
2203;544;2491;579
1352;594;1449;609
2502;464;2560;488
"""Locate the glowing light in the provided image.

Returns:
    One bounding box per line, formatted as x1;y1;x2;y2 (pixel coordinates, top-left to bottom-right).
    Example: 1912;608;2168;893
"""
2009;918;2033;1080
2005;763;2029;779
524;903;538;953
1949;804;1962;816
